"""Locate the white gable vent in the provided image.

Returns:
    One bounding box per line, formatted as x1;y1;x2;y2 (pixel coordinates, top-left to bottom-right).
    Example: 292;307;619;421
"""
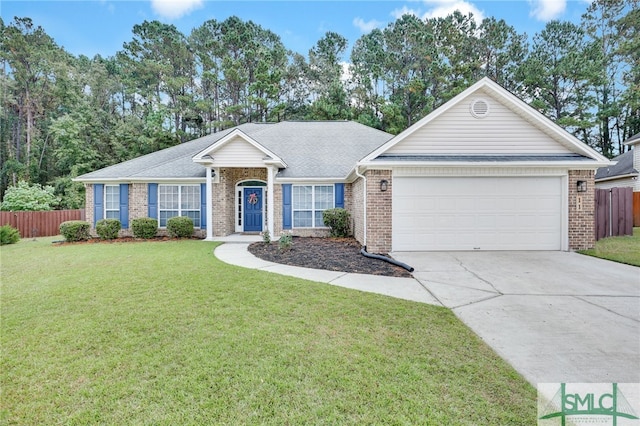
470;99;490;118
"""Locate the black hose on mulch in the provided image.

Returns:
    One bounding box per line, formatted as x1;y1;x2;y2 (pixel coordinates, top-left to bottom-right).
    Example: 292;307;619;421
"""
360;247;415;272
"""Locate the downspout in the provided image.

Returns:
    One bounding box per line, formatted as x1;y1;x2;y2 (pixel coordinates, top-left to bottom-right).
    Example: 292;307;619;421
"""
355;166;366;247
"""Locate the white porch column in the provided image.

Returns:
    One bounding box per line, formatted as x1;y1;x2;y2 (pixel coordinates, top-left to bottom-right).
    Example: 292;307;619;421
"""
267;166;275;236
205;166;214;240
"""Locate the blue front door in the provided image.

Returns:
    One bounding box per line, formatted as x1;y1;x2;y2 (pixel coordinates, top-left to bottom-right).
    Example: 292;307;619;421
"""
243;188;263;232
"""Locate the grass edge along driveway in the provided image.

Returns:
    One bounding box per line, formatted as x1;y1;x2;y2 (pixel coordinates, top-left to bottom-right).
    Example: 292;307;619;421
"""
579;227;640;267
1;238;536;425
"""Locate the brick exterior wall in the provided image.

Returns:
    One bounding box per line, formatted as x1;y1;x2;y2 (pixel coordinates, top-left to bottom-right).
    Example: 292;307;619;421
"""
365;170;393;253
84;184;94;230
568;169;596;250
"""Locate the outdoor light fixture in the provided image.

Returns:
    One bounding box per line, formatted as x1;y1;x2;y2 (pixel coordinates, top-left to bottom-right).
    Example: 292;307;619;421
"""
576;180;587;192
380;179;389;192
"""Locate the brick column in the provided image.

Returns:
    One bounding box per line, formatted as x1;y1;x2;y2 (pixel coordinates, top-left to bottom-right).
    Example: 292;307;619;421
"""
365;170;392;253
568;170;595;250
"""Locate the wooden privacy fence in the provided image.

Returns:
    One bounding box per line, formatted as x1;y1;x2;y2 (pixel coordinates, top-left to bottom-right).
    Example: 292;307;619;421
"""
595;187;633;241
634;192;640;227
0;209;85;238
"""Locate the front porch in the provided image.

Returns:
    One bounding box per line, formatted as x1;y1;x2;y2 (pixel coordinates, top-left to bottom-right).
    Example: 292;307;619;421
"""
204;167;277;240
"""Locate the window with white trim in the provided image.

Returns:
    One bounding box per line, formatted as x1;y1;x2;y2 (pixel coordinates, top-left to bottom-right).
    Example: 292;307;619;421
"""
158;185;200;227
105;185;120;219
292;185;334;227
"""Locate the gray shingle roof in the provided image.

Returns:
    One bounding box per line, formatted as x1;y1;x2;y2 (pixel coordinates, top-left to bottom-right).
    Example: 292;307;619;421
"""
76;121;392;181
595;150;638;180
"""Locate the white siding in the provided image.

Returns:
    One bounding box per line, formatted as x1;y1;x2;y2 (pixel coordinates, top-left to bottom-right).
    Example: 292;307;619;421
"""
212;136;267;167
387;89;574;155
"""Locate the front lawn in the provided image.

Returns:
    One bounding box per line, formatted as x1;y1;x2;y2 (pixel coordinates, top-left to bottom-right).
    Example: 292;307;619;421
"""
579;227;640;266
1;238;536;424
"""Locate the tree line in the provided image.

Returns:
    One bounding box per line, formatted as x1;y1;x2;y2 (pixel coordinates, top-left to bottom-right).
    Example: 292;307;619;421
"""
1;0;638;208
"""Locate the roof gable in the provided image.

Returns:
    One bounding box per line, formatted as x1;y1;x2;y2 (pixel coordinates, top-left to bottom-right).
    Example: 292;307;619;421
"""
193;128;286;168
362;77;609;164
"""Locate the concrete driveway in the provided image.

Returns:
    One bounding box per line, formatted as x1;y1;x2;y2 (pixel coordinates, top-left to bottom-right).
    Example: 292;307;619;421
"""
391;251;640;385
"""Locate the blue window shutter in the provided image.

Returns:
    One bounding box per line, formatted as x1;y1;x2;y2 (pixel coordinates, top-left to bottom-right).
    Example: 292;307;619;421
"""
334;183;344;209
93;184;104;226
282;184;292;229
148;183;158;219
119;184;129;228
200;183;206;229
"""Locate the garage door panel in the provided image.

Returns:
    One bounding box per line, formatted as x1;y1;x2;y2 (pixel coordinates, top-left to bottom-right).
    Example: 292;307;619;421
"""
393;177;562;251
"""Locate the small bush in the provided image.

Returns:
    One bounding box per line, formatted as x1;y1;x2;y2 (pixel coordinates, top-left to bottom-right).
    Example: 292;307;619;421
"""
59;220;91;242
261;229;271;244
96;218;121;240
323;208;351;237
167;216;194;238
131;218;158;239
279;232;293;251
0;224;20;245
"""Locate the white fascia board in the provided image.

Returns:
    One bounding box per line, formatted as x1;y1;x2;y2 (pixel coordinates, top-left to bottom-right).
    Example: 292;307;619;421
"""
595;173;639;183
75;177;205;183
264;158;288;168
624;136;640;146
275;177;348;184
192;128;286;167
359;160;612;170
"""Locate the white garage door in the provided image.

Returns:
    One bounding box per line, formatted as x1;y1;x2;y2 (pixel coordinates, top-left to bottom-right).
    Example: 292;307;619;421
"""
393;177;563;251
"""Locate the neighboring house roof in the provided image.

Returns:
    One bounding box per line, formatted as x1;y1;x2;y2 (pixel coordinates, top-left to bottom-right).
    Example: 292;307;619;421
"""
359;77;611;168
76;121;393;182
624;132;640;146
595;149;638;181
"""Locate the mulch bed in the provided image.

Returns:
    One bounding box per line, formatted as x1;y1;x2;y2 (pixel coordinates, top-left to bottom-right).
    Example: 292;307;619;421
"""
248;237;413;278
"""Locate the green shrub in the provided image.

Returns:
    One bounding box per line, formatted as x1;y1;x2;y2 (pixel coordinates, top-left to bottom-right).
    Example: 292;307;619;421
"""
322;208;351;237
131;218;158;239
0;224;20;245
59;220;91;242
261;229;271;244
279;232;293;251
167;216;194;238
95;218;121;240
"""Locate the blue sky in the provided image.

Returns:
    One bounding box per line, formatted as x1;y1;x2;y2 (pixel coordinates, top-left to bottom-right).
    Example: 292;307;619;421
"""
2;0;590;59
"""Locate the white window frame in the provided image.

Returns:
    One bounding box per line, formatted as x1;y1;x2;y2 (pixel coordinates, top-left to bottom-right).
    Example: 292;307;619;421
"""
292;185;334;228
104;185;120;220
158;184;201;228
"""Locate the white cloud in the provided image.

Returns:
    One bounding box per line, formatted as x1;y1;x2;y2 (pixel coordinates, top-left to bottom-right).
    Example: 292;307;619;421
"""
392;1;485;25
353;17;384;33
391;6;421;20
528;0;566;21
422;0;484;22
150;0;203;20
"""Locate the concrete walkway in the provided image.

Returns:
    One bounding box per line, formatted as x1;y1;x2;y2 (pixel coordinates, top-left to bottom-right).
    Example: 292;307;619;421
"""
212;239;440;306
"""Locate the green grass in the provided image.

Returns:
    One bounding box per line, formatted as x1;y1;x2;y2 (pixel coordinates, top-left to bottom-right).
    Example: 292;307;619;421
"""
579;227;640;266
1;237;536;424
